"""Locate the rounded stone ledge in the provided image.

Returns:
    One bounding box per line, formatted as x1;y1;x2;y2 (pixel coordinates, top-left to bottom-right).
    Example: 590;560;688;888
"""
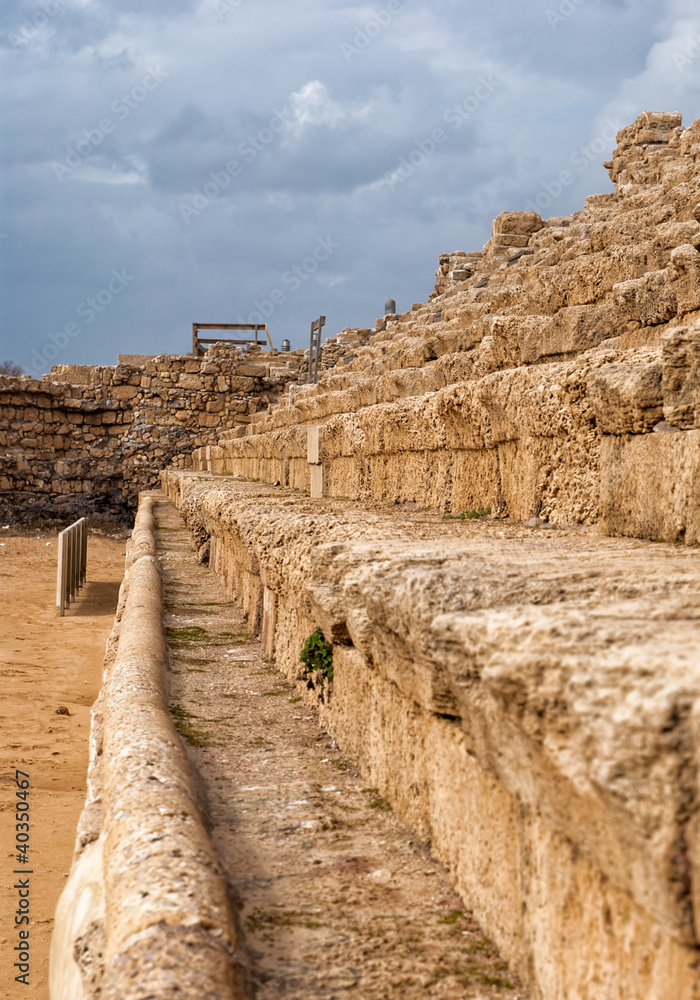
50;493;243;1000
101;924;242;1000
49;837;106;1000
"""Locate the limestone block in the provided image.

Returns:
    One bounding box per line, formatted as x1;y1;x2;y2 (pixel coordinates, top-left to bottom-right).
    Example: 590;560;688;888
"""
228;376;257;392
634;110;683;144
600;429;700;543
656;220;700;250
520;304;617;361
670;244;700;315
662;325;700;428
108;385;139;400
268;365;294;379
492;211;544;236
636;270;678;326
587;361;663;434
614;270;678;326
49;365;98;385
307;425;322;465
310;463;323;498
117;354;152;366
236;363;267;378
261;586;278;658
491;233;532;247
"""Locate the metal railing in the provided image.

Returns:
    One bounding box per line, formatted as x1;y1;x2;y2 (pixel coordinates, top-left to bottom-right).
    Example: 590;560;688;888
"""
308;315;325;384
192;323;275;356
56;517;88;616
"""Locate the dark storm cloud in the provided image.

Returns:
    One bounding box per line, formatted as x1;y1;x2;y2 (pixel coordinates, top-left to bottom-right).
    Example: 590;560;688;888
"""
1;0;699;374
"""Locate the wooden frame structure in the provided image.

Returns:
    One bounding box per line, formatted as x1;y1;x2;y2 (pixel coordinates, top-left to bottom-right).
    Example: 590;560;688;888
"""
308;315;325;384
192;323;274;356
56;517;88;616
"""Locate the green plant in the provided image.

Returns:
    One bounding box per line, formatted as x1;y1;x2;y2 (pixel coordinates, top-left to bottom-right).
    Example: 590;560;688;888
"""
169;703;212;747
442;506;491;521
165;625;210;646
368;796;392;811
300;629;333;679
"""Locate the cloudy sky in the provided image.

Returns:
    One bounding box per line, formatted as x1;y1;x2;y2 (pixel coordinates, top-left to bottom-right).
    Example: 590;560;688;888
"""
1;0;699;375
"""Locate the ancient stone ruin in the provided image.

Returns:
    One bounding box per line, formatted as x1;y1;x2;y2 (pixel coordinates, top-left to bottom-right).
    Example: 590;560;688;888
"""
6;111;699;998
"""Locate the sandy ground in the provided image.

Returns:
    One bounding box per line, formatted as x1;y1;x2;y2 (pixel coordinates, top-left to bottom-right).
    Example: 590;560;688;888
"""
0;529;126;1000
156;499;528;999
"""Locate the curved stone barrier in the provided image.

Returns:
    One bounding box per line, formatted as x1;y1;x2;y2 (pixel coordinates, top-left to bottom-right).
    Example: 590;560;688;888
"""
163;470;700;1000
123;495;158;568
50;494;242;1000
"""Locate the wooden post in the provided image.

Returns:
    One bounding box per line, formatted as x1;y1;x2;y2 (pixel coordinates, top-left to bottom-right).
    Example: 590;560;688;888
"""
56;517;89;615
308;316;326;384
56;530;66;616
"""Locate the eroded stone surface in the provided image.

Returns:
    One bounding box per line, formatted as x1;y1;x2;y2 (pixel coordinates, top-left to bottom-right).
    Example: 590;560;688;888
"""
155;496;527;999
51;496;243;1000
188;113;700;545
164;471;700;1000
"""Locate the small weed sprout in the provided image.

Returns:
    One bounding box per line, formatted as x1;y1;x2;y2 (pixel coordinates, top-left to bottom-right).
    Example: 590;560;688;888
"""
442;506;491;521
300;628;333;680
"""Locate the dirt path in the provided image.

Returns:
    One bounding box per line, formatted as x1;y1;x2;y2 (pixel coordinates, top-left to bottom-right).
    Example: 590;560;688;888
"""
155;498;527;999
0;529;126;1000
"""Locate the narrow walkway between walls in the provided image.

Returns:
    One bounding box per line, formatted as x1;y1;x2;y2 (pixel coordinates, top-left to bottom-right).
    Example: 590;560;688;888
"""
153;496;527;1000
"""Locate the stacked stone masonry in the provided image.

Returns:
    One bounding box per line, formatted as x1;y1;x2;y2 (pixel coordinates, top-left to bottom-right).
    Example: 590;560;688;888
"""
191;112;700;546
0;348;303;523
161;471;700;1000
15;109;700;999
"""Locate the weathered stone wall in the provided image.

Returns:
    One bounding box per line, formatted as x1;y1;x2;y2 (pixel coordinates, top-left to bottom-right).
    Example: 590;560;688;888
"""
192;112;700;545
162;471;700;1000
0;349;301;523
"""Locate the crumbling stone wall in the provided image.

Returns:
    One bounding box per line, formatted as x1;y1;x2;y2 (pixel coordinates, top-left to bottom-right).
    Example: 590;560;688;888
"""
0;349;301;523
162;471;700;1000
193;112;700;545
